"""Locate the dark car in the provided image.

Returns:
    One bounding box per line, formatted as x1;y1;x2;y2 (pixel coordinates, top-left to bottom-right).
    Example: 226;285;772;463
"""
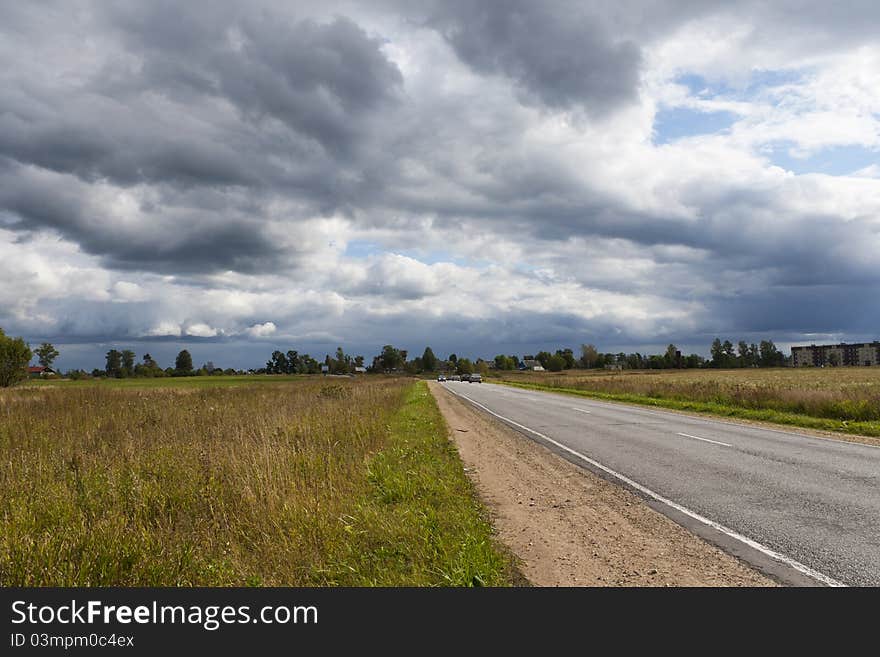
460;373;471;382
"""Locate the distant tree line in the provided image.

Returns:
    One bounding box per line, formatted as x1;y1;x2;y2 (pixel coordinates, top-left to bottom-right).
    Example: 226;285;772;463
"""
708;339;786;368
91;349;245;379
508;339;788;372
0;325;799;389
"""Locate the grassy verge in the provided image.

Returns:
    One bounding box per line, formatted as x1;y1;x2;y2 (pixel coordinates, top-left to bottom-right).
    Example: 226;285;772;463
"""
321;381;515;586
0;378;514;585
494;380;880;439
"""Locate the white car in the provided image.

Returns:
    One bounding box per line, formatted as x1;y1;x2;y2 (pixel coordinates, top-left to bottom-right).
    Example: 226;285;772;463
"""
437;375;447;382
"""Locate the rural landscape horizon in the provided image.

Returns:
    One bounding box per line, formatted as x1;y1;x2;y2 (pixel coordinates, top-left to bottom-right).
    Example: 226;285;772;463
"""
2;0;880;611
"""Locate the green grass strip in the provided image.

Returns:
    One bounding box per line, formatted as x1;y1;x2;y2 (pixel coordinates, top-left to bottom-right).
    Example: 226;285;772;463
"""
318;381;517;586
493;380;880;439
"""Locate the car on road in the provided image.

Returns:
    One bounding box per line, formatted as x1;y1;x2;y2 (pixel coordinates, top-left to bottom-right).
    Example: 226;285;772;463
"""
451;375;460;381
460;374;471;382
437;375;446;382
469;373;482;383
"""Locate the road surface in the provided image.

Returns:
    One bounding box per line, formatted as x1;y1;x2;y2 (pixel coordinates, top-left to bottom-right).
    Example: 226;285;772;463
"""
440;381;880;586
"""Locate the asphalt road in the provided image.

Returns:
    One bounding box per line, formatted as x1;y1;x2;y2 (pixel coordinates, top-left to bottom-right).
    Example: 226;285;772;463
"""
441;381;880;586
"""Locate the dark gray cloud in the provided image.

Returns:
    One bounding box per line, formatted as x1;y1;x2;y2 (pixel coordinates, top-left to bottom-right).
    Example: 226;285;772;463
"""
427;0;641;115
112;7;404;157
0;161;289;273
0;3;410;274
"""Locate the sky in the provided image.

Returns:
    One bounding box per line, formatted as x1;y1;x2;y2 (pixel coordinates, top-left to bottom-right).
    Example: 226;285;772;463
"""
1;1;879;371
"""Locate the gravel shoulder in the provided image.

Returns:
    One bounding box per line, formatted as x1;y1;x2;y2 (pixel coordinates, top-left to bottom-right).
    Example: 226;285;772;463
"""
429;381;776;587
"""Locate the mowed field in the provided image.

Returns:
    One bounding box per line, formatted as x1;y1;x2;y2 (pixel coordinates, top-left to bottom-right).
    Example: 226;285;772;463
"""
493;367;880;439
0;377;514;586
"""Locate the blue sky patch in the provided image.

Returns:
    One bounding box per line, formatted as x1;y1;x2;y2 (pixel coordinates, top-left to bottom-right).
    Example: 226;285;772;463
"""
653;107;738;144
675;69;802;98
345;240;468;265
766;142;879;176
344;240;382;258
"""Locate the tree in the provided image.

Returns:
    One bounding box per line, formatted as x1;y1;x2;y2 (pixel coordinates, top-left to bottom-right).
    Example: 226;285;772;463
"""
710;339;722;368
378;345;404;371
135;353;163;378
175;349;193;374
267;350;288;374
329;347;347;374
121;350;136;377
35;342;59;370
737;341;751;368
759;340;783;367
749;343;760;367
535;351;553;369
580;344;599;368
456;358;474;375
664;344;679;368
299;354;319;374
722;340;735;366
494;354;515;370
0;328;32;387
448;353;457;366
287;349;303;374
421;346;437;372
105;349;123;378
546;354;566;372
556;348;576;369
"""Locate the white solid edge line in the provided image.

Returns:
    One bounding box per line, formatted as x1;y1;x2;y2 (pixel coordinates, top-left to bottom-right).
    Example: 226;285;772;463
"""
443;384;845;587
677;432;733;447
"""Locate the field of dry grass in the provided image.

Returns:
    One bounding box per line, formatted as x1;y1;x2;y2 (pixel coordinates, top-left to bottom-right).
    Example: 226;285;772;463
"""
0;378;513;586
493;367;880;437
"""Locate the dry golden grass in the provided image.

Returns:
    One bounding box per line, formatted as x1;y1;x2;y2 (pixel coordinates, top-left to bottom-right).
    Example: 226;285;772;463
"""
0;378;513;586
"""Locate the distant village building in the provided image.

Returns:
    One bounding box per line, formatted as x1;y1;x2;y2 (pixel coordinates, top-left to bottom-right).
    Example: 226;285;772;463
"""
520;359;545;371
353;366;367;374
28;366;53;378
791;342;880;367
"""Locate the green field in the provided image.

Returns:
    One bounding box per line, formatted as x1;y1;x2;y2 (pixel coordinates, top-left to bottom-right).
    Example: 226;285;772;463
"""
492;367;880;440
0;377;515;586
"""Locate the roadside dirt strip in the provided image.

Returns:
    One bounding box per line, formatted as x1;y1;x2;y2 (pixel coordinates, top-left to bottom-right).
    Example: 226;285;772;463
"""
428;381;775;587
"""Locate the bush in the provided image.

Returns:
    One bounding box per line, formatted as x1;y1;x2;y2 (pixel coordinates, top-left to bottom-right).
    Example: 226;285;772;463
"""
0;328;31;388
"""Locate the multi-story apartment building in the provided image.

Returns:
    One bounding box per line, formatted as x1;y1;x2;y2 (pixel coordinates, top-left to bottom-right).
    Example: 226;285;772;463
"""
791;342;880;367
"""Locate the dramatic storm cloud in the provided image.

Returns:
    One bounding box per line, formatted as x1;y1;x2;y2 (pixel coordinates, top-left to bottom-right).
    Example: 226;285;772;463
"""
1;1;878;368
